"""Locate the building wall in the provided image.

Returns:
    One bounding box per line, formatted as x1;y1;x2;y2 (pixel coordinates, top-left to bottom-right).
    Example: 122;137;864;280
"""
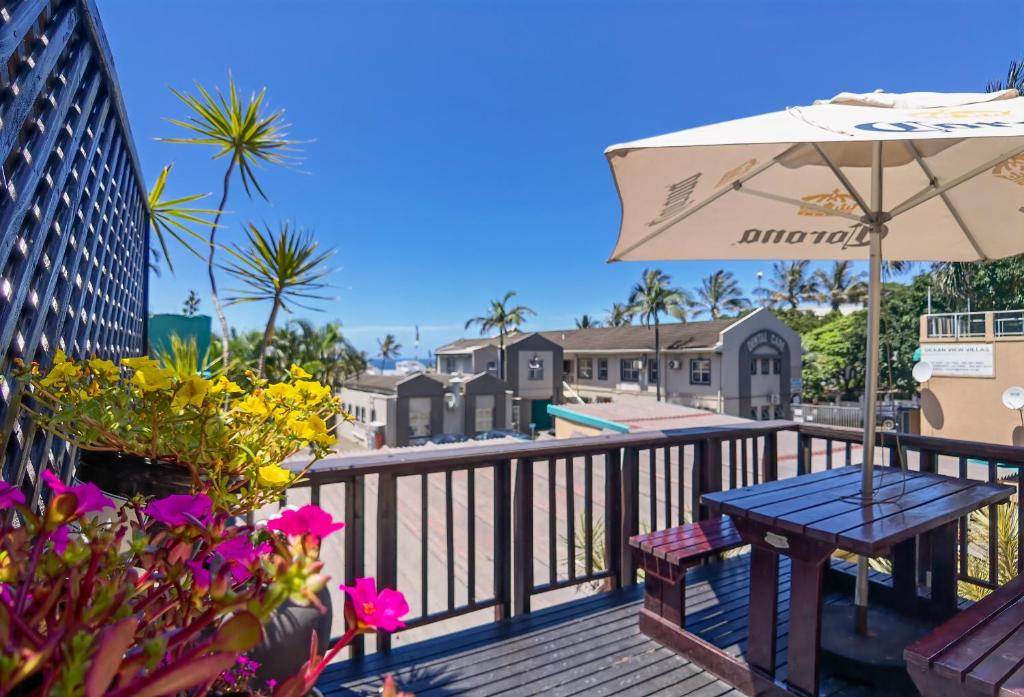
437;353;473;374
721;310;802;419
919;315;1024;445
506;334;563;402
339;387;393;445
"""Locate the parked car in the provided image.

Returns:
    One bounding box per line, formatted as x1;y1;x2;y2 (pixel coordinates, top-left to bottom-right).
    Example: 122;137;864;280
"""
472;430;531;442
429;433;470;445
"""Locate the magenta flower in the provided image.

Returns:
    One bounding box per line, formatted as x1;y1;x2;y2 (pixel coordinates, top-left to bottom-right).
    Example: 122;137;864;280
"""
186;560;211;590
215;535;272;583
42;470;113;516
0;482;24;509
50;525;70;555
340;577;409;632
267;505;344;541
144;493;212;527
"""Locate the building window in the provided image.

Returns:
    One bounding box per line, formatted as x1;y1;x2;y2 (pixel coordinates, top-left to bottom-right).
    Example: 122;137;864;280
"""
370;408;376;423
621;359;641;383
598;358;608;381
690;358;711;385
563;360;573;378
444;357;457;373
408;397;432;438
774;405;785;419
486;361;497;373
751;358;759;375
528;356;544;380
772;358;782;375
760;405;770;420
475;395;495;432
760;358;772;375
648;359;658;384
578;358;593;380
750;406;759;420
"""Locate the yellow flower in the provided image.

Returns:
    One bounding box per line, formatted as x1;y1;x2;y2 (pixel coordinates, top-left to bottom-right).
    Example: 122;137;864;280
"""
53;349;70;366
289;364;312;379
40;360;81;387
88;358;119;381
171;376;212;411
236;393;270;417
210;375;244;394
294;380;332;403
266;382;298;401
288;414;336;446
121;356;163;371
257;464;292;487
131;366;174;392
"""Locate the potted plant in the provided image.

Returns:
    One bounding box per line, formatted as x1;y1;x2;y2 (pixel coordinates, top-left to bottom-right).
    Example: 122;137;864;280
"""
0;479;408;696
15;353;341;515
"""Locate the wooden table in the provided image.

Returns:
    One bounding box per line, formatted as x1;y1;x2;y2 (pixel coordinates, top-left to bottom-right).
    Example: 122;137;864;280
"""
702;465;1013;697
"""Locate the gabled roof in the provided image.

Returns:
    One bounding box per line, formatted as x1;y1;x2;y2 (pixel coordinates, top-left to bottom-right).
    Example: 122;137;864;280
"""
539;317;739;353
435;332;538;354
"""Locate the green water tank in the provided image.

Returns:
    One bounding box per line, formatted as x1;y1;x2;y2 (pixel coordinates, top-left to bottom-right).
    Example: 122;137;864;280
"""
147;314;212;361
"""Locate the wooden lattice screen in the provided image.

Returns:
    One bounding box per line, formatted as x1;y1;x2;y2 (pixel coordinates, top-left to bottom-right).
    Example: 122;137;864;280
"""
0;0;149;500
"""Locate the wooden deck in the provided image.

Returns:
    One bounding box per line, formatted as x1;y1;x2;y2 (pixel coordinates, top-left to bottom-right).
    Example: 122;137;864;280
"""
317;554;922;696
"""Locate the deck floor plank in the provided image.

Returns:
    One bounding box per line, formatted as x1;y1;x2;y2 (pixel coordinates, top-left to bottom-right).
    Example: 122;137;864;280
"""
317;554;918;696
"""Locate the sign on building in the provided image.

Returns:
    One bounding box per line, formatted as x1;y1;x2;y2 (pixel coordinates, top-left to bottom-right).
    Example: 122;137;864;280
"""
920;344;994;377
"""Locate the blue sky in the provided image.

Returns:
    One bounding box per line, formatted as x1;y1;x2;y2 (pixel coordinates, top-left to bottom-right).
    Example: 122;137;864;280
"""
98;0;1022;356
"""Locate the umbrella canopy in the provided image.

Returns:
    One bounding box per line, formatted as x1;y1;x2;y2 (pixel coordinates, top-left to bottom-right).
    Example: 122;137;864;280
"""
604;89;1024;634
607;89;1024;263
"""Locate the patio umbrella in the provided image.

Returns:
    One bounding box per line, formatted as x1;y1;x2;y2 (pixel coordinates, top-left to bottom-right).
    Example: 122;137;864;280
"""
604;88;1024;633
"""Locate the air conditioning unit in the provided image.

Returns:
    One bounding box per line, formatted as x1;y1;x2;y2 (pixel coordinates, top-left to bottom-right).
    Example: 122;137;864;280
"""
667;359;682;370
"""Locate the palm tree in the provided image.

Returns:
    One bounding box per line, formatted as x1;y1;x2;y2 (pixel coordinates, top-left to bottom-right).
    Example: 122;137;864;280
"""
465;291;536;380
222;223;335;377
575;314;602;329
813;261;867;311
163;75;299;368
605;303;633;327
628;269;690;401
146;164;219;274
693;270;750;319
182;290;201;317
377;334;402;372
755;260;819;309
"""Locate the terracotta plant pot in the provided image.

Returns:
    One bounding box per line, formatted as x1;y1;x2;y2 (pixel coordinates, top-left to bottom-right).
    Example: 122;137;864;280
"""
74;450;193;500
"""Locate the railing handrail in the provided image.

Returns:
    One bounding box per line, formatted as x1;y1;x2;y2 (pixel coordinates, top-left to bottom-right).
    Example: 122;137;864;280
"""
796;423;1024;464
301;420;794;482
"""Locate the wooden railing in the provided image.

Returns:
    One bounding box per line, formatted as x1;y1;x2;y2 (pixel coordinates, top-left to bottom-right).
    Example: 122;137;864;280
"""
280;420;1022;655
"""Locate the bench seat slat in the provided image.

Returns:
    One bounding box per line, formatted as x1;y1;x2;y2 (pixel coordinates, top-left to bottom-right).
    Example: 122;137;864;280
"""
964;621;1024;695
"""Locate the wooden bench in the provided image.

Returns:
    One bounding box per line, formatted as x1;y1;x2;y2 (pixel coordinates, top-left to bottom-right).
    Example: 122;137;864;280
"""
905;574;1024;697
629;515;745;628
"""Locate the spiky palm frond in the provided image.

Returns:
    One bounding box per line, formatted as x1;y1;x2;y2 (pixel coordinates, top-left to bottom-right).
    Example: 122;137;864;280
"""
147;164;219;273
694;269;750;319
161;75;300;200
754;260;819;309
223;223;335;311
628;269;691;326
155;334;219;380
575;314;602;329
377;334;402;368
605;303;633;327
813;261;867;311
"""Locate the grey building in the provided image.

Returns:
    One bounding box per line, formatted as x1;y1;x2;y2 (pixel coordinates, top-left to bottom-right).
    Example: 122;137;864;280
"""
435;332;563;431
543;308;802;420
340;372;513;447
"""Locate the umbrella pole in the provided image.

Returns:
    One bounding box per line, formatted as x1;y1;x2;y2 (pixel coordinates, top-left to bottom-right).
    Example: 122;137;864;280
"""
855;141;885;635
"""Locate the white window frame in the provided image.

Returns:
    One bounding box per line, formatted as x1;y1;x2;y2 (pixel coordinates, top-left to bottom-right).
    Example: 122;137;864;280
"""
689;358;711;385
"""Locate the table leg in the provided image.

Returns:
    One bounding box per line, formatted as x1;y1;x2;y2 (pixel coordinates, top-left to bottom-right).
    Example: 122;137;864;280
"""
746;545;779;678
927;520;958;620
786;556;826;697
891;537;917;608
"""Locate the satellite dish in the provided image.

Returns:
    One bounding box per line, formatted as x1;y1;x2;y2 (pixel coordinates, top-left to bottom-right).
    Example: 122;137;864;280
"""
1002;386;1024;411
912;361;933;383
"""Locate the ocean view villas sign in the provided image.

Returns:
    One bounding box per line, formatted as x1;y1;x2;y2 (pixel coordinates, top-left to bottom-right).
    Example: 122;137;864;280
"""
920;344;994;378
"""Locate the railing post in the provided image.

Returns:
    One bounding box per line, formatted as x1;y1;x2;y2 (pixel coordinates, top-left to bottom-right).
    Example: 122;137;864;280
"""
619;446;640;586
700;438;723;520
797;431;812;476
918;448;937;474
493;459;512;621
344;475;366;658
604;448;623;589
762;431;778;482
375;472;397;653
513;458;533;615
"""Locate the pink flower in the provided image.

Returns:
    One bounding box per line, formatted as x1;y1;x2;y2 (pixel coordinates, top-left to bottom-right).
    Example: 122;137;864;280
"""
50;525;70;554
186;560;210;591
0;482;24;509
145;493;212;527
42;470;113;516
267;505;344;542
215;535;272;583
340;577;409;633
